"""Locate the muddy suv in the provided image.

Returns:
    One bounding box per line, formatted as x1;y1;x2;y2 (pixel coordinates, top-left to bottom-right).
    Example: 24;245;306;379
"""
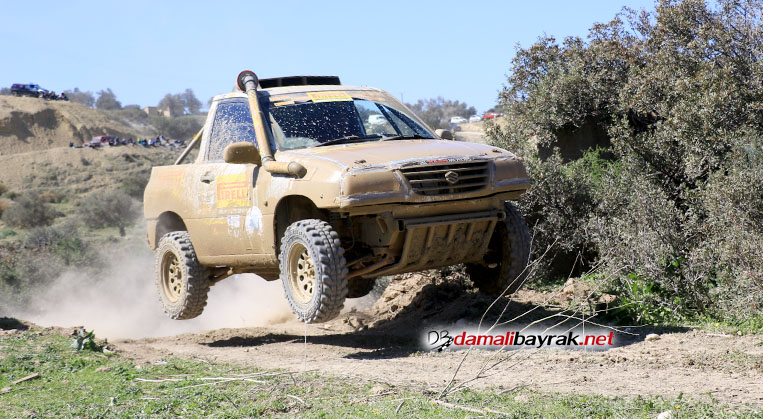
144;71;531;323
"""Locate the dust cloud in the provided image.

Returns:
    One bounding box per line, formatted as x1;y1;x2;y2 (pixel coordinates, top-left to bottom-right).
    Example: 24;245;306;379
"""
14;249;296;339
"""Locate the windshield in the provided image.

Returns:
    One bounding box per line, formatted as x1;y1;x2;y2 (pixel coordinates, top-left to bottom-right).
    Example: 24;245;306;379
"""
265;90;435;150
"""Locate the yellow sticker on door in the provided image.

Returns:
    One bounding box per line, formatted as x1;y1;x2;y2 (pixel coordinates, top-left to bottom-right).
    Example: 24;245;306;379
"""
216;174;250;208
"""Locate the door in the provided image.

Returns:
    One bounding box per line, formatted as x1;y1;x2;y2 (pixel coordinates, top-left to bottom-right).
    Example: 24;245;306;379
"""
188;99;261;258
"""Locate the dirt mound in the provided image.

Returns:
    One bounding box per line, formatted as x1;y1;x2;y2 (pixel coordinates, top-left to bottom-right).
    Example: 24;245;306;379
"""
369;271;486;325
329;269;511;334
0;96;147;156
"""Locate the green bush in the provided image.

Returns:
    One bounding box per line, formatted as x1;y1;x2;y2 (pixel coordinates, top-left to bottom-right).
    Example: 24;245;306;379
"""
0;257;20;289
23;224;92;265
76;190;139;236
490;0;763;322
0;183;8;196
1;194;58;228
0;223;99;311
118;170;151;200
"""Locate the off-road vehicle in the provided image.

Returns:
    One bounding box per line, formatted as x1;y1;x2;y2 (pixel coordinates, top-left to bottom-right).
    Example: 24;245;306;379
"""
143;71;531;323
10;83;49;97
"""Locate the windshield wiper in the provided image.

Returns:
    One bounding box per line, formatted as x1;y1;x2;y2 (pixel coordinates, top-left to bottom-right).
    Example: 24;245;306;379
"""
316;135;381;147
380;134;431;141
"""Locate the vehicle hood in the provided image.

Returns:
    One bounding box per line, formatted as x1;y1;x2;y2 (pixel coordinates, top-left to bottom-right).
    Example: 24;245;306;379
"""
278;140;511;169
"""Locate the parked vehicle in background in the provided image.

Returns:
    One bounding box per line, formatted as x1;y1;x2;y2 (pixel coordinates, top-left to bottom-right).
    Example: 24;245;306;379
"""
469;115;482;123
84;135;118;148
482;112;504;120
10;83;49;98
367;114;386;125
449;116;467;124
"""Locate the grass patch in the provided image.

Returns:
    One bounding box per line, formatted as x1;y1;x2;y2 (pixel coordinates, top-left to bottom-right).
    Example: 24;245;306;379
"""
688;314;763;336
0;329;757;417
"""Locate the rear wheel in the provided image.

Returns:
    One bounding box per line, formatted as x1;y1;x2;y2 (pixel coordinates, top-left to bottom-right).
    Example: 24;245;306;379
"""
466;202;531;296
279;220;348;323
155;231;210;319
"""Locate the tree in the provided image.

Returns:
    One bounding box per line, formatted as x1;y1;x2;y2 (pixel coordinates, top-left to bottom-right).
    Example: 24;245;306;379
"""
158;93;184;116
406;97;477;129
76;190;139;236
158;89;202;116
63;88;95;107
181;89;202;114
96;88;122;110
0;87;10;96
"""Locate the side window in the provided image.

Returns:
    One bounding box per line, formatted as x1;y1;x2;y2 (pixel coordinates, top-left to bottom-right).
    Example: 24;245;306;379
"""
207;100;257;161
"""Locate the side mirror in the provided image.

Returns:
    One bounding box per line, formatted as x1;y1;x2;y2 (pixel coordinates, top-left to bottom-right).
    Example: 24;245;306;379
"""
223;142;261;165
435;129;454;140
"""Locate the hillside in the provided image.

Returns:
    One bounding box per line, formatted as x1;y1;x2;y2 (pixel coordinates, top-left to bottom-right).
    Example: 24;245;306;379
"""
0;96;151;156
0;146;178;196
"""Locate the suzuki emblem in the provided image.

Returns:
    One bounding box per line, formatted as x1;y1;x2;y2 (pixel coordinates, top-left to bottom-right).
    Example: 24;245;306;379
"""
444;171;459;184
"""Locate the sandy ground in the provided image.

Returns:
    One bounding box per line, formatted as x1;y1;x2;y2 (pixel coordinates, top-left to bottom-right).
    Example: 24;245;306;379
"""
109;274;763;407
454;121;488;144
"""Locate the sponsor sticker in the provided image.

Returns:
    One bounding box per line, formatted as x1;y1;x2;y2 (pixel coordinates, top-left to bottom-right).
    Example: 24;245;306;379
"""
155;168;183;184
216;174;250;208
306;91;353;102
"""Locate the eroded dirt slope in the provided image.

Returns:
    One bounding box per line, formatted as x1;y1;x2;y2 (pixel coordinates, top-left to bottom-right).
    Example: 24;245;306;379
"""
0;96;149;155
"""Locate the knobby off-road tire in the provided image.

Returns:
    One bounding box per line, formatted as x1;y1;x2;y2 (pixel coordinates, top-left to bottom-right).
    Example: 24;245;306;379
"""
466;202;531;296
279;219;348;323
155;231;211;320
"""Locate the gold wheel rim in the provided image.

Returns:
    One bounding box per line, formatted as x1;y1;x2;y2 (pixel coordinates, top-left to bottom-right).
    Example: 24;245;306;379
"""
288;243;315;305
161;252;182;303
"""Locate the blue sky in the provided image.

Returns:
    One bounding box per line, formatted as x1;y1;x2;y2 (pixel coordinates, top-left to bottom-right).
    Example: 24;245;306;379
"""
2;0;655;112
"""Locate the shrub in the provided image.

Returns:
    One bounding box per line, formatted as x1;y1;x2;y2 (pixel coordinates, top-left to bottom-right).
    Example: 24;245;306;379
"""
509;147;610;280
76;190;139;236
23;224;92;265
489;0;763;322
0;183;7;195
118;170;151;200
0;198;13;218
37;191;66;203
1;194;57;228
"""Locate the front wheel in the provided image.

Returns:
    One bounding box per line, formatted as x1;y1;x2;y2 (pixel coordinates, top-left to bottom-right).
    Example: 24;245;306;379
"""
155;231;211;319
466;202;531;296
279;219;348;323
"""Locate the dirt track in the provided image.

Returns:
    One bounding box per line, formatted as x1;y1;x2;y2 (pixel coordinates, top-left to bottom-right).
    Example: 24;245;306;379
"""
112;275;763;407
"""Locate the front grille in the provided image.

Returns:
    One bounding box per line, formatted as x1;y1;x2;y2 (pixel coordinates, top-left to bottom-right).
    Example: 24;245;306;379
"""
400;161;489;196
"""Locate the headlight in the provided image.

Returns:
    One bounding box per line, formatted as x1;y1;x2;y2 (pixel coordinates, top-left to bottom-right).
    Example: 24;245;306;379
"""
342;171;403;196
493;156;529;184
